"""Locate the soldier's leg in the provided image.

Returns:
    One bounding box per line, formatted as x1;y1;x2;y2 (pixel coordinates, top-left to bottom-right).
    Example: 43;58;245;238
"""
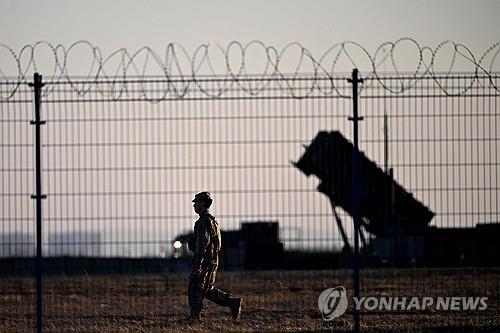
205;286;231;306
188;270;205;317
204;264;231;306
200;263;242;319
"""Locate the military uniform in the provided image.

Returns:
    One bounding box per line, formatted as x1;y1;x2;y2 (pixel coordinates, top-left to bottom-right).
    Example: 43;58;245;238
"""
188;192;242;320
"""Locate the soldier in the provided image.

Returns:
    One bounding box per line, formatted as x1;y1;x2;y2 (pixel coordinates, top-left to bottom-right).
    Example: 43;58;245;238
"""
187;191;242;321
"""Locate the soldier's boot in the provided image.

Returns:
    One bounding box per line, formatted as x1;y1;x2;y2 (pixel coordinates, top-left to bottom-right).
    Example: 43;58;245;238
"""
229;297;243;320
188;310;202;322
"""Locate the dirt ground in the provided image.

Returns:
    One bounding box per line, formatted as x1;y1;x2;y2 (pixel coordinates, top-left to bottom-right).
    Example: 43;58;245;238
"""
1;268;499;332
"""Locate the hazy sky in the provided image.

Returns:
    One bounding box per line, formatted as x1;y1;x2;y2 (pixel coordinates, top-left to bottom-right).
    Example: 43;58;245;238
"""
1;0;499;257
1;0;499;76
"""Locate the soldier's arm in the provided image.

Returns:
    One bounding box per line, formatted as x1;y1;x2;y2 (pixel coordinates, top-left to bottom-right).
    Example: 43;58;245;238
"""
193;218;210;265
187;234;196;252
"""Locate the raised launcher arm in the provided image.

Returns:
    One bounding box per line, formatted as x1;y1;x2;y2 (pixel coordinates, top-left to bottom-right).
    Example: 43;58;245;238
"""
294;131;434;246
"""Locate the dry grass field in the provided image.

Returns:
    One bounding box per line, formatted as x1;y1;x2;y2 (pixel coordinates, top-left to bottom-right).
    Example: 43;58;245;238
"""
1;268;499;332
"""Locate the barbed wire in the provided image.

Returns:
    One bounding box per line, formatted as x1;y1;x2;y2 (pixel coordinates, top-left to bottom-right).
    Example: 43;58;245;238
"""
0;38;499;101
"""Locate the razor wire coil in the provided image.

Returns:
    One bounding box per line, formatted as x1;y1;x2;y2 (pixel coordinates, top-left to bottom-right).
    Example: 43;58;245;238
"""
0;38;499;101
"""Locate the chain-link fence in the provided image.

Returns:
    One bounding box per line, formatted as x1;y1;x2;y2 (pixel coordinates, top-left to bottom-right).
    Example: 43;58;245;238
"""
1;69;499;331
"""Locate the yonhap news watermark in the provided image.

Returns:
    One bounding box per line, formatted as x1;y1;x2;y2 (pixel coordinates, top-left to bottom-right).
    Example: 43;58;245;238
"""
318;286;488;321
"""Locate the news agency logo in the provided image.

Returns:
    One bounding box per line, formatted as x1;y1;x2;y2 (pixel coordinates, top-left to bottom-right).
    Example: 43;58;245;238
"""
318;286;349;321
318;286;488;321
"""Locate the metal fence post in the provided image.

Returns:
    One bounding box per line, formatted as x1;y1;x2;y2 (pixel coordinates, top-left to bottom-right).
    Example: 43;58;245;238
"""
348;68;363;333
29;72;46;333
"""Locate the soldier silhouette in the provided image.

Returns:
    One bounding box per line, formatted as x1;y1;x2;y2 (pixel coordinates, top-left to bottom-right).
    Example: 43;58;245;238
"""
187;191;242;321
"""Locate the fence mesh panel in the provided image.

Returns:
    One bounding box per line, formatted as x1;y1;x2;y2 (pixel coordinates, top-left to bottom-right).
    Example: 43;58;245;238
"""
1;72;499;332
